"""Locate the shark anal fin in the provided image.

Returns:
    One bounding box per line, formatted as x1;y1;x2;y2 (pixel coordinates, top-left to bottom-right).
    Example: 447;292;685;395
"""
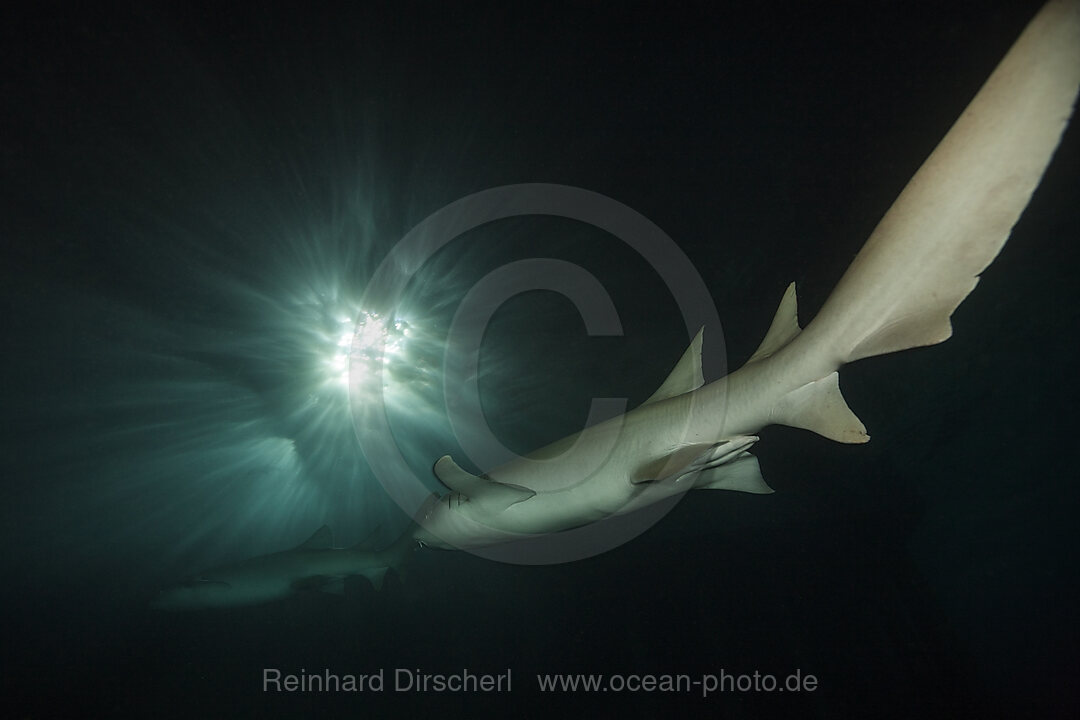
296;525;334;551
642;327;705;405
693;452;773;494
769;372;868;444
633;436;759;485
748;282;801;364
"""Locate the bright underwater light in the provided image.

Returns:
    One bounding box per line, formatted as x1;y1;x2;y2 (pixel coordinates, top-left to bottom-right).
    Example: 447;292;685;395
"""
325;310;412;391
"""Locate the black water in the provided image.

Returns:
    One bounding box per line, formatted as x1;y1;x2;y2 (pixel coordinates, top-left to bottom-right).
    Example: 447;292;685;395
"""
3;2;1078;718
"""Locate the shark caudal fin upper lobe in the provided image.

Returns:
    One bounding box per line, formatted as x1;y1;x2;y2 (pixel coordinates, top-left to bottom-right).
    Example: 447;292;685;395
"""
757;1;1080;444
807;0;1080;367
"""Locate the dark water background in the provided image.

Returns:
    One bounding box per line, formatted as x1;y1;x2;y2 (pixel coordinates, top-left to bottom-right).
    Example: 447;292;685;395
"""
2;1;1078;717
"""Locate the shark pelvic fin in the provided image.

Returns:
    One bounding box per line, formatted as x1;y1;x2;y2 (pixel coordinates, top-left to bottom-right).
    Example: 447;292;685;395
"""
748;282;801;363
770;371;868;444
296;525;333;551
693;452;774;494
632;436;759;484
642;327;705;405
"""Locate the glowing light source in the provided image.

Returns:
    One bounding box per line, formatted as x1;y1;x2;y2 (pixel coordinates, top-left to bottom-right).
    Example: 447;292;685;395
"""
325;309;412;391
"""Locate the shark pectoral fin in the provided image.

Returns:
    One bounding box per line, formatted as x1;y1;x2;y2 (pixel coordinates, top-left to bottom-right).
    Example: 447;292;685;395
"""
295;525;334;550
359;566;389;591
434;455;488;495
693;452;773;494
434;455;535;511
769;372;868;444
642;327;705;405
633;436;759;484
473;483;536;513
747;282;801;363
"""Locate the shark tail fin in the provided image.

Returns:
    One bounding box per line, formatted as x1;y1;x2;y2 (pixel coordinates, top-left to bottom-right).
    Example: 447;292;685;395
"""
765;0;1078;446
798;0;1080;369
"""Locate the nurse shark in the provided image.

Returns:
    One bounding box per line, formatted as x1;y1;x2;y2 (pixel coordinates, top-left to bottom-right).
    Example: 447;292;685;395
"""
415;0;1080;552
153;526;414;610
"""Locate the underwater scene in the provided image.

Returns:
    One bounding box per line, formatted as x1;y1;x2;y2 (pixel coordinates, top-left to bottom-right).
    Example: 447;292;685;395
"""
2;2;1078;718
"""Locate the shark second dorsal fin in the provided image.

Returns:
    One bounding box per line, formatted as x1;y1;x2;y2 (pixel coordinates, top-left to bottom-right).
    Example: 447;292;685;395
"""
642;328;705;406
434;455;488;496
296;525;333;550
748;282;801;364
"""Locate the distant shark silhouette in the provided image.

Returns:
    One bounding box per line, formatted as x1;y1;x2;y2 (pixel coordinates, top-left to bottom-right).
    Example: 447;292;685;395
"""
416;1;1080;551
153;526;413;610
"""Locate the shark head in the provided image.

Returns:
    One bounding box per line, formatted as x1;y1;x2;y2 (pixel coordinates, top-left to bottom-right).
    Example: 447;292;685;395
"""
151;577;234;610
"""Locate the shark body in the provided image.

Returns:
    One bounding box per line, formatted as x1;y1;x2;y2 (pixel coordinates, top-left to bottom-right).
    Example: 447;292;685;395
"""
416;1;1080;552
153;526;413;610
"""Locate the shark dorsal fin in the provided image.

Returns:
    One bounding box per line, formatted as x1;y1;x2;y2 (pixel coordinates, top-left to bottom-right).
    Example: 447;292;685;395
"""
642;327;705;406
748;282;801;363
296;525;333;550
434;455;536;510
434;455;488;495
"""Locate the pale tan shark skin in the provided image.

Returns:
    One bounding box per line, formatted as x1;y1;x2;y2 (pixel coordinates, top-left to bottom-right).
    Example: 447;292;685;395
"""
416;1;1080;553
